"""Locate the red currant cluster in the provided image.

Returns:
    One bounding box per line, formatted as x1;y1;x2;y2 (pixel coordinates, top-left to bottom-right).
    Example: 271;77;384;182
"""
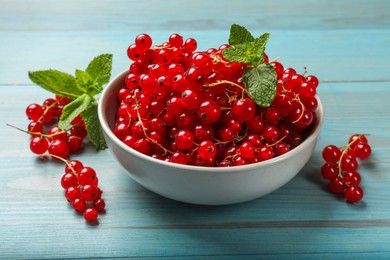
61;159;105;222
17;95;105;223
321;134;372;203
114;33;319;166
26;95;87;157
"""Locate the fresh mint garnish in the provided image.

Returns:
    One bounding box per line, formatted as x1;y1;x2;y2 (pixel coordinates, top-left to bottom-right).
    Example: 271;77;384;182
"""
86;53;113;87
243;64;277;107
58;94;92;130
228;24;255;45
81;102;107;150
223;24;277;107
28;54;113;150
28;70;82;100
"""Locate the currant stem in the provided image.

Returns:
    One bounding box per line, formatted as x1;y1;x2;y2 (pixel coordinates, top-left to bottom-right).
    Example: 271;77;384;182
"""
269;56;280;63
7;123;41;136
292;96;306;124
7;123;68;138
267;134;288;147
37;100;59;122
204;80;251;98
337;134;366;178
41;153;79;176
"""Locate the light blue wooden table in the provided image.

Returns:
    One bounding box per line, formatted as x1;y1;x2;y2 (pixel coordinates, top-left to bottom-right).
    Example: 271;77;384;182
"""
1;0;390;258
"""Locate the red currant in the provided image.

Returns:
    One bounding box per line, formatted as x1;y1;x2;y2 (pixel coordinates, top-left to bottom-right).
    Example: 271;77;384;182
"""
322;145;342;163
83;208;99;222
198;140;217;161
344;186;363;203
30;137;48;155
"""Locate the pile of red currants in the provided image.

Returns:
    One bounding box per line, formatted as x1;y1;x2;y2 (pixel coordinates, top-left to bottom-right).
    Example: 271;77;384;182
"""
114;33;319;167
22;95;105;222
321;134;372;203
26;96;86;157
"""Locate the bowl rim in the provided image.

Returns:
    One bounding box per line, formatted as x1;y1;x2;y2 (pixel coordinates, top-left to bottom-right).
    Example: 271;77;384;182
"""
98;69;324;174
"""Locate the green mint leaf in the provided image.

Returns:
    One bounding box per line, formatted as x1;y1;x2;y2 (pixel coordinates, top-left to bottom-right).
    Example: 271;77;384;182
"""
75;69;102;96
255;32;270;64
81;102;107;150
223;33;271;67
58;94;92;130
222;41;260;66
28;70;82;100
85;54;113;88
228;24;255;45
243;63;277;107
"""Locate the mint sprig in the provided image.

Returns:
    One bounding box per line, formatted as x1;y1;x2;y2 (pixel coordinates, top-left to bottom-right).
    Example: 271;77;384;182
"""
28;54;113;150
223;24;277;107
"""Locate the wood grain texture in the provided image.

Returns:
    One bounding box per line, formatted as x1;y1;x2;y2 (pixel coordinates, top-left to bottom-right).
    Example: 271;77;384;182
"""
1;0;390;259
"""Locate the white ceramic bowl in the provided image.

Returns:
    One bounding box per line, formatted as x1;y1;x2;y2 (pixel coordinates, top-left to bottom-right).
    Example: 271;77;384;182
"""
98;69;324;205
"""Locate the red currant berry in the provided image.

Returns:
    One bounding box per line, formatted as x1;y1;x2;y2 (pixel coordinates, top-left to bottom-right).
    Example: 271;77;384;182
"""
306;75;319;88
48;139;70;158
81;184;99;201
169;152;188;165
56;95;72;105
27;121;44;137
65;160;84;174
322;145;342;163
344;186;363;203
183;38;197;53
67;135;83;153
198;140;217;161
47;126;67;141
133;138;152;155
340;155;359;172
127;44;143;61
353;143;372;160
196;100;221;125
169;33;184;47
194;123;214;142
246;133;262;148
262;125;280;143
175;130;194;150
258;146;274;161
65;186;81;202
30;137;49;155
265;108;281;125
291;108;313;129
232;155;247;166
166;96;184;116
247;115;265;134
348;134;368;147
232;98;256;122
181;88;200;110
83;208;99;222
94;199;106;213
78;167;98;186
275;142;290;156
329;177;346;194
26;103;44;122
135;33;152;51
270;61;284;78
320;162;339;180
72;198;87;213
239;141;256;160
61;172;79;189
343;171;361;186
125;73;139;90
